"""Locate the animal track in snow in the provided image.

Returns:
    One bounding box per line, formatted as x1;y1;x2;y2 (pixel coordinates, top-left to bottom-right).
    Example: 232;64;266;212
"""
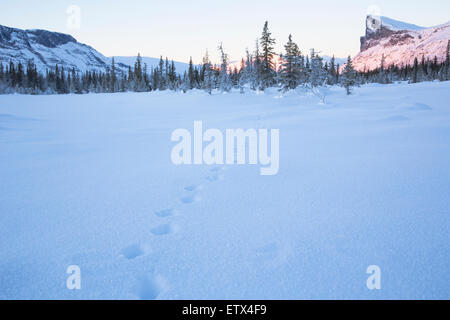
150;223;174;236
180;194;200;204
121;243;145;260
135;274;165;300
205;166;226;182
184;184;202;192
154;208;175;218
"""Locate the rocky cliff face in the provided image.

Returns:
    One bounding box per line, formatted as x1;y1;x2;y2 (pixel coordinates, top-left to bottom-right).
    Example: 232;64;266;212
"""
352;16;449;71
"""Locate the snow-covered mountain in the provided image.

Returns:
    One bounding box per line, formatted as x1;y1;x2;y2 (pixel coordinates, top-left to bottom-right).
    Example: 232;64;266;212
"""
0;24;125;73
0;24;190;74
353;16;450;71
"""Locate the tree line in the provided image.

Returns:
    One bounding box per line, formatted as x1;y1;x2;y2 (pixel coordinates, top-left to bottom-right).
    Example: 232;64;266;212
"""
1;22;449;95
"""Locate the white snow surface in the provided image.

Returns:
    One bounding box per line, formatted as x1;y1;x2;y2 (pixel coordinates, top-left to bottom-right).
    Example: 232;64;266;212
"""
380;16;426;32
0;82;449;299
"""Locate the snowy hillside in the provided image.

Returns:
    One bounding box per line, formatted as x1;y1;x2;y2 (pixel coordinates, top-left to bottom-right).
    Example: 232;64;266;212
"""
353;16;450;71
1;82;449;299
379;16;426;32
0;24;189;75
0;25;122;73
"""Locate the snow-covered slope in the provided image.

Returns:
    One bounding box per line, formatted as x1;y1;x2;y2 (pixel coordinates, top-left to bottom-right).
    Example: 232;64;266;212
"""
353;16;450;71
0;24;189;74
1;82;449;299
0;25;122;73
379;16;426;32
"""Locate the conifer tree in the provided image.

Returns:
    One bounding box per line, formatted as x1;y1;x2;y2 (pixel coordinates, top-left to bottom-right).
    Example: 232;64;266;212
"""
279;34;303;91
239;49;253;93
134;53;144;91
341;56;357;95
158;56;166;90
309;49;327;87
328;56;337;85
188;57;195;90
253;39;262;90
218;43;231;92
111;57;117;92
201;50;213;94
412;57;419;83
259;21;276;89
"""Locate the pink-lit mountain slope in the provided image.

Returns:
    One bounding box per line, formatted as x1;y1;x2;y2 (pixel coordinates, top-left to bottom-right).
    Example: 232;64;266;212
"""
352;15;450;71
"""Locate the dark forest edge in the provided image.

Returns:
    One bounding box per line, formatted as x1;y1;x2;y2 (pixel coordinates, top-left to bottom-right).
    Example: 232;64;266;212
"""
1;22;449;96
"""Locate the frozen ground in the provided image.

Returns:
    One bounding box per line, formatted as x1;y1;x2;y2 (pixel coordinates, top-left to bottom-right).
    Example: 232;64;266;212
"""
0;82;449;299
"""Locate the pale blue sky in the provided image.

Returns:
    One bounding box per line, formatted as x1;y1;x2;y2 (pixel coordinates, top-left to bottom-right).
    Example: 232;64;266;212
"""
1;0;449;63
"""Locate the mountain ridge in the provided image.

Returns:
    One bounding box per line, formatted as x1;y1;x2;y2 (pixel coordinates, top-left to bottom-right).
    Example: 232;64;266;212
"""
0;24;114;72
0;24;190;74
353;15;450;71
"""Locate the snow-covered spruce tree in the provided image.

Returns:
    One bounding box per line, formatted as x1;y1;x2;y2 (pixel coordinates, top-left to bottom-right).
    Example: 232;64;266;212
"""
304;49;329;103
135;54;142;84
341;56;357;95
188;57;195;90
230;65;240;88
109;58;115;92
239;49;254;93
421;55;427;78
415;56;426;83
378;54;388;84
431;56;439;80
168;60;177;90
279;34;303;92
426;60;433;82
252;39;262;91
181;71;189;93
201;51;214;95
120;73;126;92
57;65;68;94
309;49;327;87
218;43;231;93
165;58;170;88
157;56;166;90
412;57;419;83
75;71;83;94
127;66;134;90
25;60;40;93
133;53;146;92
327;56;338;85
143;63;150;90
259;22;276;90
